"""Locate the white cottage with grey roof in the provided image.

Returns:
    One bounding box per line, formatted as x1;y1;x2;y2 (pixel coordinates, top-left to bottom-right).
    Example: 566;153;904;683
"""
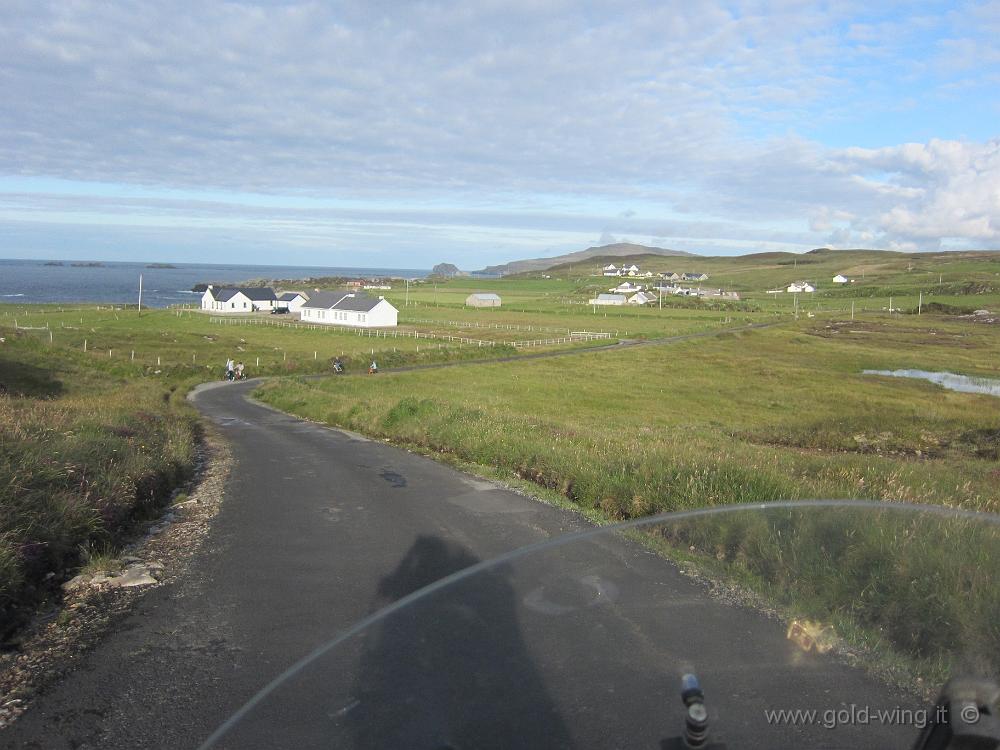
277;291;308;312
300;291;398;328
201;286;278;312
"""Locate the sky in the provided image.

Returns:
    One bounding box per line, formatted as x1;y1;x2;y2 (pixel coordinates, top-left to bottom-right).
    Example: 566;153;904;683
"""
1;1;998;269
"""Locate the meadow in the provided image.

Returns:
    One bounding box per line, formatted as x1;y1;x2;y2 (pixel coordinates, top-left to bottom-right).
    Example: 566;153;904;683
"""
255;304;1000;685
3;248;999;679
0;333;199;638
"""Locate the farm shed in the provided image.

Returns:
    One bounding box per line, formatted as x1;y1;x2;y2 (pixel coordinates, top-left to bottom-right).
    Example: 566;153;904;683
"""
466;293;502;308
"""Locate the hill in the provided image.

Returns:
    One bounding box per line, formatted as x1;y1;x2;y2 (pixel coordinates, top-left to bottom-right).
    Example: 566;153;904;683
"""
478;242;695;276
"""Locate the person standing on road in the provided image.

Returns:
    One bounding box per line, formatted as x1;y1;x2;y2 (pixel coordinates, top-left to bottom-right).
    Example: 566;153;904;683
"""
235;361;245;380
225;357;235;381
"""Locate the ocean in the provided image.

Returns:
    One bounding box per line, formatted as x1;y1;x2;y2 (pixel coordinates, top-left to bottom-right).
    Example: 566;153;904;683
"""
0;259;430;308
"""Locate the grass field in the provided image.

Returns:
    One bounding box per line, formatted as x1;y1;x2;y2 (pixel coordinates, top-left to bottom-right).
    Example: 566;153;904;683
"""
0;334;199;638
2;247;999;678
255;309;1000;685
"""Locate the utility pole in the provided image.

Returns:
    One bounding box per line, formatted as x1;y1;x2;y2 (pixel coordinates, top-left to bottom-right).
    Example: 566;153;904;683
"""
405;278;409;307
138;274;143;317
918;291;923;315
851;301;855;320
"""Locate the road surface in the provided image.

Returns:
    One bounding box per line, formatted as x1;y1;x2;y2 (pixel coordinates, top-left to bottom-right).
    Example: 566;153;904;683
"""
5;378;922;749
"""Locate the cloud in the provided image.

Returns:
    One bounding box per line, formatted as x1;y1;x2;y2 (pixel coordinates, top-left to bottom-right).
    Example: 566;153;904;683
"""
0;1;997;262
838;138;1000;247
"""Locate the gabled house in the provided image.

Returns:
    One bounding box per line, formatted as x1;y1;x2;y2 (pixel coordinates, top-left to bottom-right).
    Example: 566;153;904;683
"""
612;281;642;293
201;286;278;312
300;291;398;328
602;264;620;277
661;271;680;281
683;272;709;281
277;291;308;312
787;282;816;293
833;274;849;284
628;291;657;304
625;264;640;276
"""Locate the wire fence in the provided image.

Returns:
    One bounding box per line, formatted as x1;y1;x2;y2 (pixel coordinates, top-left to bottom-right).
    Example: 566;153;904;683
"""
207;317;613;348
399;317;600;334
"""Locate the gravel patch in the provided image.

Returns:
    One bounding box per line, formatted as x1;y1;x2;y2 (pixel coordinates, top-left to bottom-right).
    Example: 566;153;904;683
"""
0;430;233;730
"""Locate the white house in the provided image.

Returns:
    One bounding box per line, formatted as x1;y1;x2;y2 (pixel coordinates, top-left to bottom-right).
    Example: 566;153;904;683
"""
201;286;278;312
602;264;620;277
628;291;657;304
466;292;501;308
612;281;642;293
589;293;627;306
832;274;849;284
300;291;398;328
276;291;308;312
625;264;640;276
787;282;816;293
683;272;709;281
661;271;681;281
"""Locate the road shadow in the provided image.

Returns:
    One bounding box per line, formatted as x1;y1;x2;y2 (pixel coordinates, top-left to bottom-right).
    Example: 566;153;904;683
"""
0;357;64;397
348;535;573;749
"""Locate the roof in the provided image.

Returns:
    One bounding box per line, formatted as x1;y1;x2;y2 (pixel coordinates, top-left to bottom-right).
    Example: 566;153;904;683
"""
596;293;626;301
278;291;306;301
302;291;387;313
210;286;276;302
467;293;501;300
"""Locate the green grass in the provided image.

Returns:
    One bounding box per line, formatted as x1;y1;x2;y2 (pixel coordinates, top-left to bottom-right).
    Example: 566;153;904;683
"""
255;312;1000;684
0;332;199;636
3;250;999;669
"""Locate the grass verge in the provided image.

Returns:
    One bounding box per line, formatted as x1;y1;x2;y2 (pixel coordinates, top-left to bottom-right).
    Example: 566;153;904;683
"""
254;317;1000;686
0;333;200;639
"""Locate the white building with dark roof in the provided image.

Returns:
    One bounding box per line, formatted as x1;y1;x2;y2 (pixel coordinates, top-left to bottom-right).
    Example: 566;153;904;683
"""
277;291;308;312
300;291;398;328
201;286;278;312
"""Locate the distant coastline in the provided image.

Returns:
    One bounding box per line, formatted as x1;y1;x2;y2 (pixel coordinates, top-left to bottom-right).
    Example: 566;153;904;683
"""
0;259;430;308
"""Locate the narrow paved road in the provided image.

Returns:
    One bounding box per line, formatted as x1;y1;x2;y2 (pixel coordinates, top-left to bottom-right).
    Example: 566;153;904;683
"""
6;378;922;749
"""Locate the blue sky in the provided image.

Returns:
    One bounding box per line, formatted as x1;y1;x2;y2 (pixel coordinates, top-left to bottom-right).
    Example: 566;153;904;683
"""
1;1;998;269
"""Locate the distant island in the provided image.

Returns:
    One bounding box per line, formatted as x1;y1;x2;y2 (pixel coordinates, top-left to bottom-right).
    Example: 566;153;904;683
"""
70;262;104;268
43;261;64;266
431;262;464;277
146;263;177;269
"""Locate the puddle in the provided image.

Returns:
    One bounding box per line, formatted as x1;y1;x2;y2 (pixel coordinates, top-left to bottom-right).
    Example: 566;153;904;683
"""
863;369;1000;397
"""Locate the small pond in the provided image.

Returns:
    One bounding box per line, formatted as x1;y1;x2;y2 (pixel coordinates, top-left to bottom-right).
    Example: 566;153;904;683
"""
863;369;1000;397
